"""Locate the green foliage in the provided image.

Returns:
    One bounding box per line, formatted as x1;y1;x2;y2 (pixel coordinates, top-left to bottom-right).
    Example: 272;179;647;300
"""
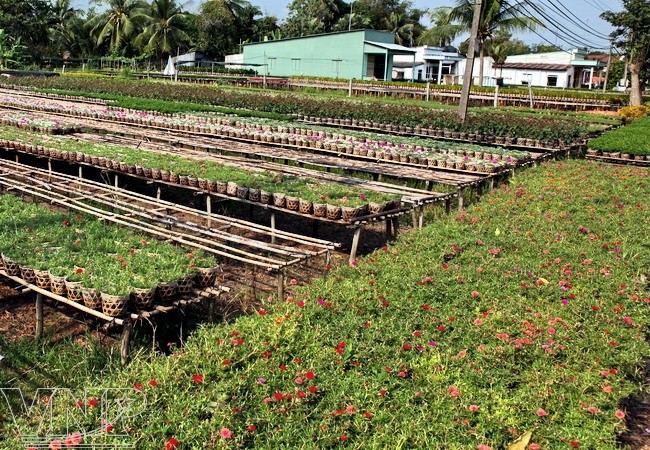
5;160;647;449
588;116;650;155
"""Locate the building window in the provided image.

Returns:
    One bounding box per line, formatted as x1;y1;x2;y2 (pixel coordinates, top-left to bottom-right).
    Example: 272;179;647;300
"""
547;75;558;87
268;58;276;70
291;58;300;71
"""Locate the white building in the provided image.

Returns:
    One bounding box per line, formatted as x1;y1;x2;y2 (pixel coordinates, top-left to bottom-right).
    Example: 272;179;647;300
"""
458;49;606;88
392;46;464;83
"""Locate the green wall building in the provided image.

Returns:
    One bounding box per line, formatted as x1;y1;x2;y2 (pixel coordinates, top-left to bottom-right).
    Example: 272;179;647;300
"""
242;29;415;81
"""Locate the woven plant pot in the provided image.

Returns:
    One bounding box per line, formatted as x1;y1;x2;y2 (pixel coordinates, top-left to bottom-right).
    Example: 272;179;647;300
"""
142;167;153;178
298;198;313;215
187;176;199;187
49;274;67;296
178;175;189;186
135;165;144;176
248;188;261;202
169;171;180;183
65;281;84;302
82;288;102;309
198;178;209;191
368;202;385;215
216;181;227;194
273;193;286;208
341;205;365;221
83;153;93;163
160;169;171;182
195;267;219;287
207;180;217;192
326;204;342;220
2;255;21;276
236;186;249;199
177;274;196;295
101;293;128;317
286;196;300;211
157;281;178;302
313;203;327;217
34;270;51;289
132;288;155;309
226;182;238;196
260;190;271;204
151;167;162;180
19;265;37;284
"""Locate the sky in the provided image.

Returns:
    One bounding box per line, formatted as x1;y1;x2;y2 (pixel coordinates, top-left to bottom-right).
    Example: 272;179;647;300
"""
73;0;624;51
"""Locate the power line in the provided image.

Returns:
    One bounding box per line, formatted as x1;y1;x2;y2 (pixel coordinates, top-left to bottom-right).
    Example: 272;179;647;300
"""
539;0;611;40
519;1;609;49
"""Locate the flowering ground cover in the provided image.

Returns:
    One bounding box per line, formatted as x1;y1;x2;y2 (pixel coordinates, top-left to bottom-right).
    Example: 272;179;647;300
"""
6;159;647;449
0;111;81;134
0;76;589;142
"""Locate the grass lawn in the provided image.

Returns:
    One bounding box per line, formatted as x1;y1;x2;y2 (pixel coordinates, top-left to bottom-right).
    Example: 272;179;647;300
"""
1;159;648;449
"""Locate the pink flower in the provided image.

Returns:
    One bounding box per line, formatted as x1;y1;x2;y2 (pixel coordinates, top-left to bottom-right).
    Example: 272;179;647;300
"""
547;327;556;335
471;290;480;298
220;428;233;439
64;432;82;447
536;408;548;417
615;409;625;419
529;444;541;450
474;318;483;326
49;441;62;450
587;406;599;414
477;445;492;450
469;404;480;412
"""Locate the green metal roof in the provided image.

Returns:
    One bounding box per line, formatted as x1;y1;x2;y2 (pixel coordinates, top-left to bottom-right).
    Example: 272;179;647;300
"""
363;41;416;54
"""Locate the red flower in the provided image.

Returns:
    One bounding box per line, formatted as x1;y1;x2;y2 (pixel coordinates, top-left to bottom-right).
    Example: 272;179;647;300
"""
536;408;548;417
402;343;411;350
192;374;204;383
423;303;431;310
297;390;306;398
104;424;113;433
363;410;373;418
220;428;233;439
149;379;158;387
165;437;179;450
340;434;348;441
346;405;356;414
570;440;580;447
88;399;98;407
49;441;62;450
75;267;85;274
305;371;315;380
222;360;231;366
274;392;283;401
258;309;267;316
134;383;143;391
615;409;625;419
471;290;480;298
247;425;256;432
64;432;82;447
308;385;318;393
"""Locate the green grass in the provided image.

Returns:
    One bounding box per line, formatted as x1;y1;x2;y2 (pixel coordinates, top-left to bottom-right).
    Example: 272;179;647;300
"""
588;116;650;155
2;159;647;449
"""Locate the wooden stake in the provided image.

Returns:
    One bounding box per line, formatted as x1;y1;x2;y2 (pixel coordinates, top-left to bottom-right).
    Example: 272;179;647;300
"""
114;174;119;188
206;195;212;227
458;187;464;212
391;217;399;238
270;212;276;245
120;320;133;366
277;271;284;299
445;197;451;215
349;227;362;264
418;207;424;228
35;293;43;340
156;186;161;201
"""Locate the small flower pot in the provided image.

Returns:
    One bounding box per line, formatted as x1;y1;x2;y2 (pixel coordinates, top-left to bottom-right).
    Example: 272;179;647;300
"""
260;190;271;204
226;182;238;196
65;281;84;302
177;274;196;295
286;196;300;211
132;288;155;309
49;274;67;296
298;198;313;215
236;186;249;199
248;188;261;202
101;293;128;317
19;265;37;283
273;193;286;208
313;203;327;217
82;288;102;309
326;204;342;220
195;267;220;288
157;281;178;302
34;270;51;289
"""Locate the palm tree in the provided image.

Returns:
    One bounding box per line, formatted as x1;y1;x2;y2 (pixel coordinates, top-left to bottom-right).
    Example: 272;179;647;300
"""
49;0;86;57
418;7;464;47
136;0;191;58
86;0;149;54
383;12;414;46
450;0;539;85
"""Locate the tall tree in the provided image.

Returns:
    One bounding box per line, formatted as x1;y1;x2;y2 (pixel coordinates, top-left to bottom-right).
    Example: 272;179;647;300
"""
383;12;414;46
0;0;53;62
450;0;539;86
49;0;88;58
601;0;650;105
283;0;346;37
136;0;192;58
193;0;252;59
0;29;27;69
86;0;148;55
418;6;463;47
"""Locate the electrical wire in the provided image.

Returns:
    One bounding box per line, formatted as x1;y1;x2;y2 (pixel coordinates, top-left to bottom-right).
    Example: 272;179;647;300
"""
539;0;612;40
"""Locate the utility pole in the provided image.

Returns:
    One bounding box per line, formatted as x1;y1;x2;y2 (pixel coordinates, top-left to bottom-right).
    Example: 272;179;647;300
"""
458;0;482;122
348;2;353;31
603;39;613;94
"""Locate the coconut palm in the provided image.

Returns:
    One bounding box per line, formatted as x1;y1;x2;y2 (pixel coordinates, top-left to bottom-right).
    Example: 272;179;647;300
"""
86;0;149;54
450;0;540;85
383;12;415;46
135;0;192;57
418;7;464;47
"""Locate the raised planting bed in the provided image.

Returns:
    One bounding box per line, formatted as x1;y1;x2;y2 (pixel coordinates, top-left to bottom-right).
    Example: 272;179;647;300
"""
0;110;82;134
0;194;218;317
0;92;535;173
0;131;404;221
0;77;590;144
586;116;650;163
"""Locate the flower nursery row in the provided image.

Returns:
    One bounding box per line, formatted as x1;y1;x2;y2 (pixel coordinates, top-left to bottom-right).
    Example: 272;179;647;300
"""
0;95;534;173
587;116;650;158
0;111;81;134
10;160;647;449
0;76;590;142
0;126;400;220
0;194;218;317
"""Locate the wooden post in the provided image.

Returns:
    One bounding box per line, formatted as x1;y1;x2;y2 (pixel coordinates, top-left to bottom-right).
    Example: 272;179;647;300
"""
458;187;464;212
156;186;162;201
349;227;362;264
35;293;44;340
418;207;424;229
206;195;212;227
120;320;133;366
385;218;392;239
48;159;52;182
114;174;119;189
78;166;83;179
445;197;451;215
277;271;284;300
489;176;495;190
15;154;19;163
270;212;276;245
391;217;399;238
